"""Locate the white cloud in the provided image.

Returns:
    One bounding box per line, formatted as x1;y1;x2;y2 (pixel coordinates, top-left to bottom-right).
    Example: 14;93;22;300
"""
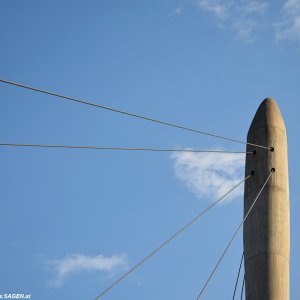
197;0;269;41
276;0;300;42
244;1;268;14
47;253;128;287
284;0;300;11
198;0;229;20
169;6;183;18
171;150;245;203
233;17;256;41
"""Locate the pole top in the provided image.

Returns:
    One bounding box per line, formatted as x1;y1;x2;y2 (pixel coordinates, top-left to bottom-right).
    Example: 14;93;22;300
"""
248;97;286;139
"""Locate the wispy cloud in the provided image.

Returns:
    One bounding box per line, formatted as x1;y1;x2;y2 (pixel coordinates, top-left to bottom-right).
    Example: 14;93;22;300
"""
276;0;300;42
197;0;229;20
197;0;269;41
47;253;128;287
171;150;245;203
169;5;184;18
243;1;269;14
170;1;300;46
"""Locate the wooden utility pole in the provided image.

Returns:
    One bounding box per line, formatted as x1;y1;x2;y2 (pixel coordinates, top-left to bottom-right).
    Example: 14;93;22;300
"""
244;98;290;299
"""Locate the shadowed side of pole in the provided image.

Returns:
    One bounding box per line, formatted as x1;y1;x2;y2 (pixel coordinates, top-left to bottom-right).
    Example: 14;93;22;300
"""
244;98;290;300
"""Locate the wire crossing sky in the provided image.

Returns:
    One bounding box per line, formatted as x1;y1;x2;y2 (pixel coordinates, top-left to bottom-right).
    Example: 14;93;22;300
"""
0;79;270;150
94;174;252;300
0;142;254;154
240;277;245;300
196;170;274;299
232;253;244;300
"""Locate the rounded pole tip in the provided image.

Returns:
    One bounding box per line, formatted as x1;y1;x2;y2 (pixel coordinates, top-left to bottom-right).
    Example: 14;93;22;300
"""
261;97;279;107
255;97;281;117
263;97;276;102
248;97;286;140
258;97;282;118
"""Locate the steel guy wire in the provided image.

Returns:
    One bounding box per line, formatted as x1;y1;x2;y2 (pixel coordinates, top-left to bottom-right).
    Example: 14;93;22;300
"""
0;79;270;150
240;275;245;300
196;169;274;299
93;174;252;300
0;143;254;154
232;253;244;300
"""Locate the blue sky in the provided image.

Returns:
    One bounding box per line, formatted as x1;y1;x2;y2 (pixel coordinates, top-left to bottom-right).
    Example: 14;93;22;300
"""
1;1;299;299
